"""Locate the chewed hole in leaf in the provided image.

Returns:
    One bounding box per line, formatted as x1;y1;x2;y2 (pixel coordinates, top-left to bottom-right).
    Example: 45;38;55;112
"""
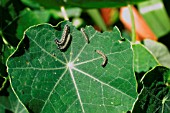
118;38;126;43
11;35;30;58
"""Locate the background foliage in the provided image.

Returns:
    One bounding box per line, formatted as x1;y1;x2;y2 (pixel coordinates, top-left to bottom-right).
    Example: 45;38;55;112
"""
0;0;170;113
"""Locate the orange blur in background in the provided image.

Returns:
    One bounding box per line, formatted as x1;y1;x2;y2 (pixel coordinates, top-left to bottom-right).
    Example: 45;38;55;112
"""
119;6;157;41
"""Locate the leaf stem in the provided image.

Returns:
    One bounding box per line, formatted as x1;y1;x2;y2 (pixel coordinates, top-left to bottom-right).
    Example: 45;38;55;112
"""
128;5;136;43
0;30;14;48
0;76;8;91
60;6;69;20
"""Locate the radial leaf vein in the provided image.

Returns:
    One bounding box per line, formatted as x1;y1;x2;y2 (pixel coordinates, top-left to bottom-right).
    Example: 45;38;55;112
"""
49;100;58;113
40;68;68;112
64;99;78;112
10;67;66;70
29;38;66;65
69;68;85;113
74;48;130;66
73;31;97;63
73;67;134;99
14;101;20;113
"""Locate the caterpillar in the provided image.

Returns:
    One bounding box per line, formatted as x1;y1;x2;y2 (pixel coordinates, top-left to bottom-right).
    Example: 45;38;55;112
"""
55;24;70;45
59;33;71;50
95;50;108;67
80;28;89;44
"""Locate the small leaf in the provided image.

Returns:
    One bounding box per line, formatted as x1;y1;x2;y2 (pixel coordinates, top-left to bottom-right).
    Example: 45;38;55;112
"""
21;0;41;8
17;8;51;39
144;39;170;68
133;43;159;73
0;76;7;91
0;86;28;113
7;21;137;112
0;44;15;65
132;66;170;113
133;43;159;93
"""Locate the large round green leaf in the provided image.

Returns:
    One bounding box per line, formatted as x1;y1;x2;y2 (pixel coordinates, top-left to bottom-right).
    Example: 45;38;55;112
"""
7;21;137;112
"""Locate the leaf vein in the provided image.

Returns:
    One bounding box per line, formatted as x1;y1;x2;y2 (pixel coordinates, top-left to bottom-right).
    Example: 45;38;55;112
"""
29;38;66;65
69;68;85;113
40;69;68;112
73;67;135;100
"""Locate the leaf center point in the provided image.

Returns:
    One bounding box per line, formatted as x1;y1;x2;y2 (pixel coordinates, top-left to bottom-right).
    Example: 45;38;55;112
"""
67;62;74;69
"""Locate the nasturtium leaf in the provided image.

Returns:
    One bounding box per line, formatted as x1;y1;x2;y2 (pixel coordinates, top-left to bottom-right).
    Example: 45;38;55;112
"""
133;43;159;73
21;0;41;9
7;21;137;112
0;86;28;113
0;0;25;47
31;0;147;9
144;39;170;68
132;66;170;113
17;8;51;39
0;44;15;65
0;76;7;91
133;43;159;93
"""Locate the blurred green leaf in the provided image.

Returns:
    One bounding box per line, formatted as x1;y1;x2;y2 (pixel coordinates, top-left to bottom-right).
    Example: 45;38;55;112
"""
0;76;7;91
132;66;170;113
138;0;170;38
31;0;147;9
0;0;25;47
164;69;170;86
16;8;51;39
21;0;41;9
86;9;107;31
0;86;29;113
0;44;15;64
144;39;170;68
0;0;25;67
1;0;9;7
